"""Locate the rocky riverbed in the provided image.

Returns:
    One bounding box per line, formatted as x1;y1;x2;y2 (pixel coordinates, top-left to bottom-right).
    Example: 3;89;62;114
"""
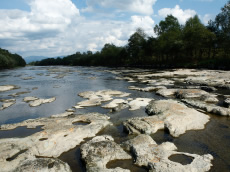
0;67;230;172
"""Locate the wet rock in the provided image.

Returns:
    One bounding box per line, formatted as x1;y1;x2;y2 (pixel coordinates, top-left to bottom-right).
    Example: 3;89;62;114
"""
0;85;18;92
51;112;73;118
128;98;153;111
23;97;56;107
76;90;130;109
102;99;128;111
13;158;71;172
156;89;177;97
66;109;75;112
128;86;166;92
9;91;30;97
124;100;209;137
200;94;219;103
0;99;16;110
200;86;217;92
144;79;175;87
123;134;213;172
223;98;230;108
80;135;131;172
23;96;39;102
0;113;111;171
21;77;34;80
182;99;230;116
175;89;209;99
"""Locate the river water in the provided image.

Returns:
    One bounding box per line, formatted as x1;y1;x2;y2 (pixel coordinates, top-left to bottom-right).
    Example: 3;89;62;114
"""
0;66;229;172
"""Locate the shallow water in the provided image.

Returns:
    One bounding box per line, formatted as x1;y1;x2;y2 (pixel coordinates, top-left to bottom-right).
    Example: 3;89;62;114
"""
0;66;230;171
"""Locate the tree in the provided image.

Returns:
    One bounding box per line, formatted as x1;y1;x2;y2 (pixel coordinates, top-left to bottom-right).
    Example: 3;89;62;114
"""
127;28;147;65
183;15;215;60
215;0;230;56
154;15;183;63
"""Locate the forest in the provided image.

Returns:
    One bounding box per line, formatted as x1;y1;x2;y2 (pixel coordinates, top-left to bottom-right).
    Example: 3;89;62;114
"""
33;1;230;69
0;48;26;70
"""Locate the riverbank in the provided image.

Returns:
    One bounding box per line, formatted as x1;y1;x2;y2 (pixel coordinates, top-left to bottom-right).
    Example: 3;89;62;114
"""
0;67;229;171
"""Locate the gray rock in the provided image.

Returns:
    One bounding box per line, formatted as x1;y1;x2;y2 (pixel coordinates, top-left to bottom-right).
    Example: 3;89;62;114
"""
123;134;213;172
124;100;210;137
13;158;71;172
182;99;230;116
0;113;111;171
175;89;209;99
156;89;178;97
0;85;18;92
223;98;230;108
0;99;16;110
76;90;130;109
128;98;153;111
80;135;131;172
23;96;56;107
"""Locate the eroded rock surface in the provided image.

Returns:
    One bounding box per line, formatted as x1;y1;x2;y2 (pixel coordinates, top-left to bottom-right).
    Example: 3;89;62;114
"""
0;113;111;171
182;99;230;116
13;158;71;172
75;90;130;109
0;99;16;110
0;85;18;92
80;135;131;172
23;96;56;107
102;99;128;111
123;134;213;172
128;98;153;111
124;100;209;137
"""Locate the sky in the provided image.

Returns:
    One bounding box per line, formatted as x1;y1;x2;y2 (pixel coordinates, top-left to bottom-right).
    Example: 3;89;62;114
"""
0;0;227;58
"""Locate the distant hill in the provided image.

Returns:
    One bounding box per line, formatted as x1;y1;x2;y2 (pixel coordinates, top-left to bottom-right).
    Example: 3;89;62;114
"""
25;56;65;63
0;48;26;69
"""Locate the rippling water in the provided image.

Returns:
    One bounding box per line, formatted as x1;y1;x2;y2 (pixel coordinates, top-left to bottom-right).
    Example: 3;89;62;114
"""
0;66;230;172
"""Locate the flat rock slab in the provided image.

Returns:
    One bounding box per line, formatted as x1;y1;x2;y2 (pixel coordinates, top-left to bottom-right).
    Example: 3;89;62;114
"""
80;135;131;172
182;99;230;116
23;96;56;107
128;86;166;92
76;90;130;109
0;85;18;92
0;99;16;110
12;158;71;172
0;113;111;171
124;100;210;137
175;89;209;99
128;98;153;111
123;134;213;172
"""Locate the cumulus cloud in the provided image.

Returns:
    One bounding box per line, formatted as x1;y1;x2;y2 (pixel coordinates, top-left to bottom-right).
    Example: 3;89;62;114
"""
158;5;197;24
0;0;155;57
83;0;157;15
202;14;213;25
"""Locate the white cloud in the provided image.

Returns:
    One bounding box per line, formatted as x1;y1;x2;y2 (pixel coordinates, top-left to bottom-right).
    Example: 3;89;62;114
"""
0;0;155;57
158;5;197;24
83;0;157;15
202;14;213;25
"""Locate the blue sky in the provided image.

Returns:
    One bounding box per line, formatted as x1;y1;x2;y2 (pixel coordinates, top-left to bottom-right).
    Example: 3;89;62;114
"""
0;0;227;58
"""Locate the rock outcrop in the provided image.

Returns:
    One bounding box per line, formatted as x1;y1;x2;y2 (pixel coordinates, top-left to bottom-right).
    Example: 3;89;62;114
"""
0;85;18;92
75;90;130;109
80;135;131;172
123;134;213;172
182;99;230;116
0;113;111;171
23;96;56;107
124;100;210;137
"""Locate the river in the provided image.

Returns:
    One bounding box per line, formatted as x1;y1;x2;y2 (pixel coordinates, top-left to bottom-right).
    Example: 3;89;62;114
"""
0;66;229;171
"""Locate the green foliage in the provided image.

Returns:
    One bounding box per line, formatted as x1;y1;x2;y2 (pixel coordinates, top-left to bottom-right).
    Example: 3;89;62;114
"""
0;48;26;69
33;1;230;69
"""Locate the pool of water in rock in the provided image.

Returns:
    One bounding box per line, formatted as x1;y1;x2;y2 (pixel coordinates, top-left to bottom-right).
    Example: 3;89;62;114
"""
0;66;230;171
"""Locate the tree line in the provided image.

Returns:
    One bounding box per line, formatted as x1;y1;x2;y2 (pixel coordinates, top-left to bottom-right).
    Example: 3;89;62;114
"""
33;1;230;69
0;48;26;70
